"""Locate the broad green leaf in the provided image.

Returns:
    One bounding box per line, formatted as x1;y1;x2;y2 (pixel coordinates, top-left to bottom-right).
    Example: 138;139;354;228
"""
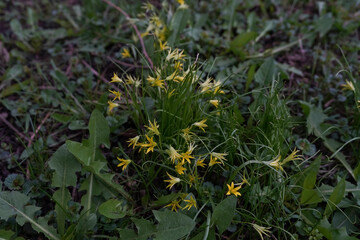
324;178;345;218
254;58;275;86
230;32;257;58
190;227;216;240
66;141;92;166
303;157;321;189
151;193;183;207
99;199;128;219
53;189;71;235
0;229;16;239
211;195;237;234
89;109;110;149
0;79;30;98
48;144;81;187
132;217;156;240
10;19;26;40
153;209;196;240
51;113;72;123
118;229;137;239
301;189;322;205
300;101;327;136
75;213;97;238
315;13;334;37
168;8;190;45
317;218;332;240
0;64;23;82
0;191;59;240
246;64;256;92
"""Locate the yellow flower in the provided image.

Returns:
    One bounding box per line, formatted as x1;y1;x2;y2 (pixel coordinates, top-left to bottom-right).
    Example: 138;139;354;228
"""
192;119;208;132
125;75;141;87
127;136;140;149
269;155;283;171
196;159;206;168
251;223;271;240
209;155;222;167
166;71;177;81
107;101;119;113
211;152;227;162
167;145;182;163
121;48;131;58
341;80;355;92
213;80;225;94
240;174;250;187
200;77;213;93
269;148;302;172
146;119;160;135
210;99;219;108
108;90;121;101
164;172;181;189
166;49;186;62
159;40;170;51
142;2;154;12
165;199;181;212
177;0;188;9
188;174;196;187
147;75;165;88
174;61;183;71
117;158;131;171
111;73;123;83
175;163;186;175
139;135;157;154
282;148;302;164
226;182;242;197
180;143;196;164
181;127;193;141
183;195;197;210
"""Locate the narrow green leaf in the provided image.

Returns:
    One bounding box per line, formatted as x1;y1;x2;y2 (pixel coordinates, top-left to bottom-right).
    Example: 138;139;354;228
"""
153;209;196;240
211;195;237;234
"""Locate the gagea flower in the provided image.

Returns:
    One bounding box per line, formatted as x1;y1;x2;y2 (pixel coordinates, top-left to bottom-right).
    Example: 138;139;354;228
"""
226;182;242;197
192;119;208;132
117;158;131;171
164;172;181;189
139;135;157;154
127;136;140;149
108;90;121;101
146;119;160;135
167;145;182;163
251;223;271;240
183;195;197;210
107;101;119;113
210;99;219;108
111;73;123;83
121;48;131;58
165;199;181;212
175;162;186;175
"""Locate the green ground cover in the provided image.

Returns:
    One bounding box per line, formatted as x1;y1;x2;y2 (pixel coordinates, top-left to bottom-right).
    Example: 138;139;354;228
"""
0;0;360;239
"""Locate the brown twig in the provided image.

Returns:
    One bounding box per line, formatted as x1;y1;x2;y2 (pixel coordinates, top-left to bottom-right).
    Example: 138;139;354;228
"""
106;56;148;69
102;0;154;69
81;60;122;92
27;111;51;147
0;113;29;141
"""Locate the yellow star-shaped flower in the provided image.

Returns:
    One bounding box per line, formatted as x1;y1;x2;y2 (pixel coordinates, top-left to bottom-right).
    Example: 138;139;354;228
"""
226;182;242;197
117;158;131;171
